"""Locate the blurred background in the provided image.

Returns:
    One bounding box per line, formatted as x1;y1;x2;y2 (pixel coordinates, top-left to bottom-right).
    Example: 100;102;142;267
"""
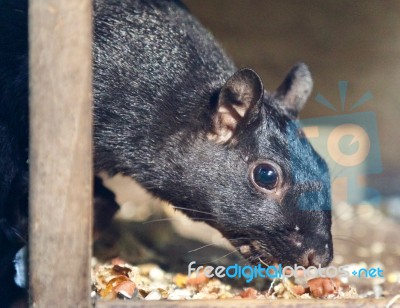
95;0;400;295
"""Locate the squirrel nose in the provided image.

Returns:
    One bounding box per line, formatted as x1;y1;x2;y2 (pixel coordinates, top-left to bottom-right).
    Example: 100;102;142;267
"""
303;250;317;267
300;250;328;267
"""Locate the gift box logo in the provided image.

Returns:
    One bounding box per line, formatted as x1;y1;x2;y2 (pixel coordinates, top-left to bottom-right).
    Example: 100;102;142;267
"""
299;81;382;207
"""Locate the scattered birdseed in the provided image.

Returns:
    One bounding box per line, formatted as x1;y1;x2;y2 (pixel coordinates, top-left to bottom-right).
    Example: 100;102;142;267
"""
92;259;363;301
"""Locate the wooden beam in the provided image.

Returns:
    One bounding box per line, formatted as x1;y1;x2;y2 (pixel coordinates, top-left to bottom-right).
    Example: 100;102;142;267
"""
29;0;93;306
96;298;394;308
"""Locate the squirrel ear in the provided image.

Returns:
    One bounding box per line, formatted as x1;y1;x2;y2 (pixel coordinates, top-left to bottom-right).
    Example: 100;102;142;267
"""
209;68;264;144
274;63;313;118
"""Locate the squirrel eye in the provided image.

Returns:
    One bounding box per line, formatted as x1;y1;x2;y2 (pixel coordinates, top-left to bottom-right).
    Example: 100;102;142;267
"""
253;163;279;190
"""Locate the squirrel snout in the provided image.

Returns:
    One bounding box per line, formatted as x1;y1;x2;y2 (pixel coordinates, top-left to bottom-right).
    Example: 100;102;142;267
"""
299;249;332;268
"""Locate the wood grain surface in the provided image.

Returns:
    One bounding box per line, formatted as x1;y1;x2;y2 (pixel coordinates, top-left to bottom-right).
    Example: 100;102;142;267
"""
29;0;93;307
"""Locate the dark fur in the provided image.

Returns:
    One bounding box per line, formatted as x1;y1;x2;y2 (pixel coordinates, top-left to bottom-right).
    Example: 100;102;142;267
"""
0;0;332;305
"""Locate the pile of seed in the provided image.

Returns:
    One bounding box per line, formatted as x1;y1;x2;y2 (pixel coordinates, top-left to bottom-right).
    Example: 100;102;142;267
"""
91;258;360;301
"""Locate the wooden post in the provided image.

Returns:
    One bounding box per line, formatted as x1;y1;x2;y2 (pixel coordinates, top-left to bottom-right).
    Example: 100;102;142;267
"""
29;0;93;307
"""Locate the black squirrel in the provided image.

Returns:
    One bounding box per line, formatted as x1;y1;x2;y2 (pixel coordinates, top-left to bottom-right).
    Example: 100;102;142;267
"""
0;0;333;304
